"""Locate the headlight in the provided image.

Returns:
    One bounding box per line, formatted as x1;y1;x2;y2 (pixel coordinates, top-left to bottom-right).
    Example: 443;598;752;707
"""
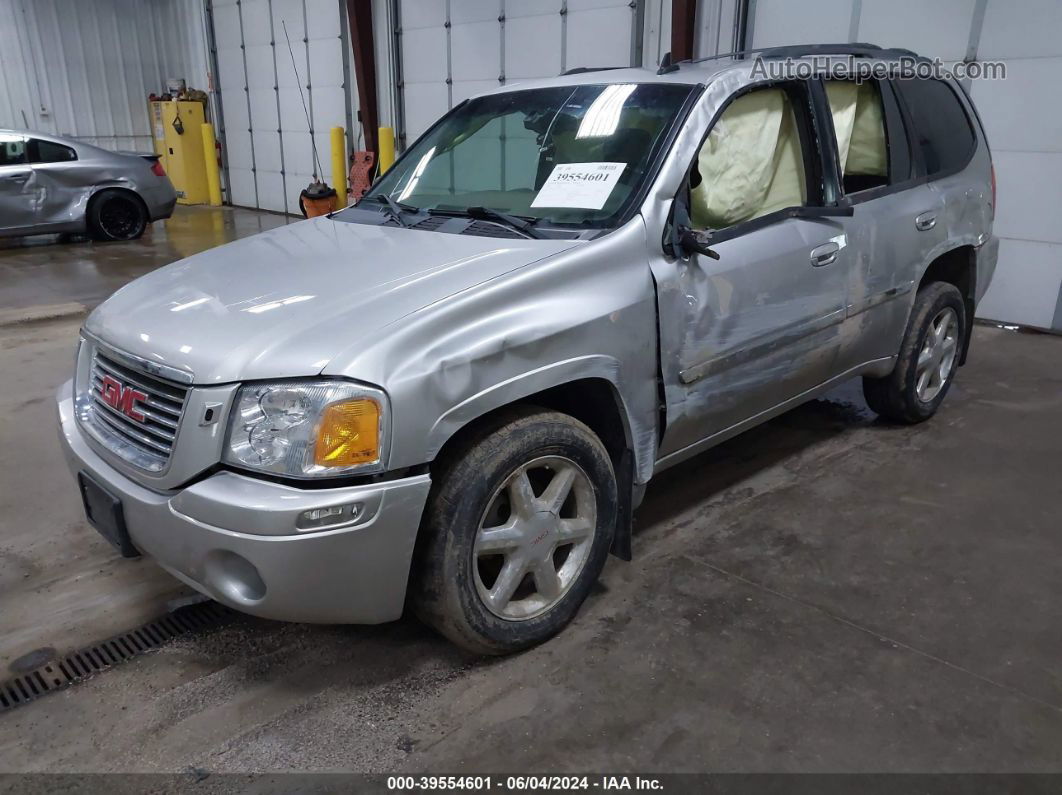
224;380;389;478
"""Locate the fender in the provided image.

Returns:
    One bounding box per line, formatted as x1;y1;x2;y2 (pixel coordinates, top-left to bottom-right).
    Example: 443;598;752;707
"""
427;354;634;464
908;237;981;364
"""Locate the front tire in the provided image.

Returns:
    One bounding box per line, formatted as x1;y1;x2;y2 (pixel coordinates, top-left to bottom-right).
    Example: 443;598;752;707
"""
412;407;617;655
863;281;965;423
88;189;147;241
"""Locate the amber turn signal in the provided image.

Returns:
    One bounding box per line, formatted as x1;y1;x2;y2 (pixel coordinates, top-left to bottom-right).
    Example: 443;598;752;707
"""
313;398;380;468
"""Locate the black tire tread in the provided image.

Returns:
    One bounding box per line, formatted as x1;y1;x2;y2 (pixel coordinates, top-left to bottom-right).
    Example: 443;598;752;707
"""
863;281;965;424
87;189;147;241
412;405;616;655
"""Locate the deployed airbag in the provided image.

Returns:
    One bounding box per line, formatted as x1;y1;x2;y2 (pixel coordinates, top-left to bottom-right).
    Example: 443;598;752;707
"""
826;81;888;177
691;88;807;230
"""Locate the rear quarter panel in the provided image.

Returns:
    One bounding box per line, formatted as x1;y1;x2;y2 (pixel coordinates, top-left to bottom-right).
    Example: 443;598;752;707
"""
35;147;167;229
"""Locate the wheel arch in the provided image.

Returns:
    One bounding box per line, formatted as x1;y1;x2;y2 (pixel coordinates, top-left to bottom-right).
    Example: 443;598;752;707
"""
426;362;642;561
916;244;977;365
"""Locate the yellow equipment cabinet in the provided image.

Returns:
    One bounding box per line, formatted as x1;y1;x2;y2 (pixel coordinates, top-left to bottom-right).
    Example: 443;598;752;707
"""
150;100;209;205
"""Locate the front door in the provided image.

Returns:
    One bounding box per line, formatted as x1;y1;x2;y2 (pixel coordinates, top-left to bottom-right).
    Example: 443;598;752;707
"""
653;79;850;463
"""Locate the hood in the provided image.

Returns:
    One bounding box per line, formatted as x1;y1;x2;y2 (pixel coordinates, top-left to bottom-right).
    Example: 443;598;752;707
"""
85;216;577;384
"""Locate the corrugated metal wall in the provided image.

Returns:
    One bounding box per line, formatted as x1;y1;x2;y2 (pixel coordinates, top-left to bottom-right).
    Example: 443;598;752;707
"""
0;0;209;152
641;0;739;69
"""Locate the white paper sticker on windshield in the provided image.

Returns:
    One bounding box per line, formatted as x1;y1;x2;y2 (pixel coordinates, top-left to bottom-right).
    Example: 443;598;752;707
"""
531;162;626;210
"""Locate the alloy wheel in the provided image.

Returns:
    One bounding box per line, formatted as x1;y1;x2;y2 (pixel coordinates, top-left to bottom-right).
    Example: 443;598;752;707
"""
916;307;959;402
473;455;597;621
99;198;139;239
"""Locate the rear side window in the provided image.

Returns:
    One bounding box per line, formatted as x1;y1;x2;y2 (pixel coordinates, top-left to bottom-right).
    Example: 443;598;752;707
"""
30;139;77;163
894;78;975;177
824;80;889;195
0;136;27;166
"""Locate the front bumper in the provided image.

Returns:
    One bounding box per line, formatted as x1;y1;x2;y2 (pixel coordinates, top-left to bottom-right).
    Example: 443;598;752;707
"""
57;382;431;624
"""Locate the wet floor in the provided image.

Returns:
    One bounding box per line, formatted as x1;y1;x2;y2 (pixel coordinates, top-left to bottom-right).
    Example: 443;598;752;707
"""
0;206;293;312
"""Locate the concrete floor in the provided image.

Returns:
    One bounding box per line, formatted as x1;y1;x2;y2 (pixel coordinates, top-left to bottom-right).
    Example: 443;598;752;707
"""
0;207;1060;773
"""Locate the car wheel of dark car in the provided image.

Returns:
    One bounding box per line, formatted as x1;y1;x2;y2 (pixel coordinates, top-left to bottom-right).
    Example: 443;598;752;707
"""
412;406;617;655
863;281;966;423
88;189;148;241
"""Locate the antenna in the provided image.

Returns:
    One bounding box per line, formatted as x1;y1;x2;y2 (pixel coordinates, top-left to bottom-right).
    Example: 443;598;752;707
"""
282;20;324;180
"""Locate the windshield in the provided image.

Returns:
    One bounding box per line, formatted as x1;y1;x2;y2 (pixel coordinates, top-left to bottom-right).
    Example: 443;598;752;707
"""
362;83;694;229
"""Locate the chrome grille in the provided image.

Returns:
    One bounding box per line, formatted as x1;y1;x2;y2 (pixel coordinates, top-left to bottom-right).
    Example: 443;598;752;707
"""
78;346;189;472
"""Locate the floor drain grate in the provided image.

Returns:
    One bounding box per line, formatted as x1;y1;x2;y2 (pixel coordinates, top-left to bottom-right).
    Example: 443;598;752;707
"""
0;600;234;713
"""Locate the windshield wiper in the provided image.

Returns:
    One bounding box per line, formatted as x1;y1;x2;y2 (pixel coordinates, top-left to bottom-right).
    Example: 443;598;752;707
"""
370;194;414;228
456;206;545;239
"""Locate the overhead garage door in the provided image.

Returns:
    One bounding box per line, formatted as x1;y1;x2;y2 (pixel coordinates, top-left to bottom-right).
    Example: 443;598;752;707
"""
211;0;353;214
747;0;1062;332
395;0;643;146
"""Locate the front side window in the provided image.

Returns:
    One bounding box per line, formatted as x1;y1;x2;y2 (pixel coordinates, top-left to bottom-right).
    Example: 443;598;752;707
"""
894;77;975;176
30;139;77;164
0;135;27;166
689;85;808;230
825;80;889;194
361;83;694;229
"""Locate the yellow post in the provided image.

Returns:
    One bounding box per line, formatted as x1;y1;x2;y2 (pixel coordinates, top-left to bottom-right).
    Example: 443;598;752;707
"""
200;123;223;207
330;126;347;208
378;126;395;173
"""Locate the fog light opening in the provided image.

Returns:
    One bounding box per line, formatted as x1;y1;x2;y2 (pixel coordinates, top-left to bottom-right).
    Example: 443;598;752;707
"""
203;550;266;604
296;502;363;532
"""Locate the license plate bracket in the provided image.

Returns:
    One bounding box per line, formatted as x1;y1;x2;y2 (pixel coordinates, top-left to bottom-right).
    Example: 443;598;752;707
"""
78;472;139;558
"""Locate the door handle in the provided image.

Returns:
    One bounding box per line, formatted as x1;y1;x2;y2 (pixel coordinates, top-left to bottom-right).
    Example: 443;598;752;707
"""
915;212;937;231
810;241;839;267
1;171;30;183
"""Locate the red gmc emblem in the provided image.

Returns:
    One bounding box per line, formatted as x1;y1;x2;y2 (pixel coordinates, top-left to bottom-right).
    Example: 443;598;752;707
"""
99;374;148;422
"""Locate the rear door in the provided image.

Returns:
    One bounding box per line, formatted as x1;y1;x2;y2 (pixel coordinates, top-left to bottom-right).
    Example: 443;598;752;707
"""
818;77;946;369
0;133;36;232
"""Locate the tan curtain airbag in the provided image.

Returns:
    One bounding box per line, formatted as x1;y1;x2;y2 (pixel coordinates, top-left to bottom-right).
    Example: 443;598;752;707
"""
691;88;806;230
826;81;888;177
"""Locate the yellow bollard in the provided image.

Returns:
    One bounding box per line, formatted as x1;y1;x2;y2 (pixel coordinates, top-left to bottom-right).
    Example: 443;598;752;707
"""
200;123;223;207
378;126;395;174
330;126;347;208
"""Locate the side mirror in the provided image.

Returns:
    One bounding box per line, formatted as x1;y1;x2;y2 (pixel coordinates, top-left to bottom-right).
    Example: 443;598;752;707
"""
678;226;721;260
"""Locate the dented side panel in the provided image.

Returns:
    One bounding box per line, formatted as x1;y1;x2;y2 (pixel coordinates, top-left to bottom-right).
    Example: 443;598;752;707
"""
0;132;177;238
324;218;662;484
0;164;39;231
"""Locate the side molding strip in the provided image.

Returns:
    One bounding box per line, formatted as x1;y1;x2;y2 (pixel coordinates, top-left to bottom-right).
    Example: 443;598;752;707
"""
679;308;846;385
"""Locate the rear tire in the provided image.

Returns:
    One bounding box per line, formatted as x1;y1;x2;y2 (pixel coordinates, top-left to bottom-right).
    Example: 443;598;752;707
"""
412;407;617;655
863;281;965;423
87;189;147;241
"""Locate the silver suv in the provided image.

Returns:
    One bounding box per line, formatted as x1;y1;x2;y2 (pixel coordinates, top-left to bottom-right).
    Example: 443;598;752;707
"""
58;45;997;654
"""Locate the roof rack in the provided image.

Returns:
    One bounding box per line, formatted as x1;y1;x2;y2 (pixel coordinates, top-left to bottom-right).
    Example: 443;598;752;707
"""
657;42;927;75
561;66;627;76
